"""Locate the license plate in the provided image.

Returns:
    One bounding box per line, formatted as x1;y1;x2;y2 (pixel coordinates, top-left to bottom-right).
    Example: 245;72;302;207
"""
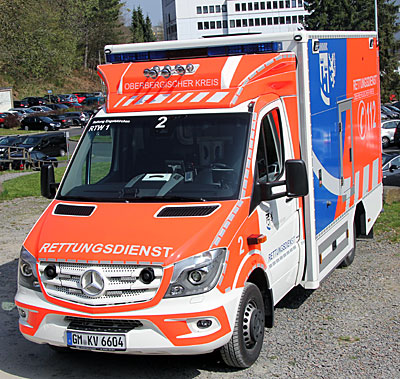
66;330;126;351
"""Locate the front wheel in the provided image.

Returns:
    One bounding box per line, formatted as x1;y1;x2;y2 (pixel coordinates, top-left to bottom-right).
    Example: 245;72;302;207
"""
220;283;265;368
382;136;390;149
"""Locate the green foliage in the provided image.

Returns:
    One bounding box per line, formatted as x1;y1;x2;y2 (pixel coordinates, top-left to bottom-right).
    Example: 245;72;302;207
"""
375;201;400;243
131;6;155;43
304;0;400;101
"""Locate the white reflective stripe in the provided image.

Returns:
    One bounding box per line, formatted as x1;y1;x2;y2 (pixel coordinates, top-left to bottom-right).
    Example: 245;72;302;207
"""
372;158;379;187
363;164;370;196
150;94;170;104
122;96;138;106
177;93;193;103
113;96;127;108
135;95;153;105
221;56;242;89
117;63;132;94
168;93;181;103
206;92;229;103
354;171;360;203
190;92;209;102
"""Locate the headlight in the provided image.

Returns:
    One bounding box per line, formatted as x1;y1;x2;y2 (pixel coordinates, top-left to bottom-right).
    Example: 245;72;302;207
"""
18;246;41;291
164;248;226;298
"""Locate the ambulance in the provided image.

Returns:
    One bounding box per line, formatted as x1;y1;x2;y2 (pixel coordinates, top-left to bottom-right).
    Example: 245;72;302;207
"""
15;31;382;368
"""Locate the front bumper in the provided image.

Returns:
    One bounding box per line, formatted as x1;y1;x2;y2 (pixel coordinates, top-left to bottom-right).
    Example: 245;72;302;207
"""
15;286;242;355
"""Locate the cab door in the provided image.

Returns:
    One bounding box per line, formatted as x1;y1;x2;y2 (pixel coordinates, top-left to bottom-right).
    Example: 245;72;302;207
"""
254;100;301;304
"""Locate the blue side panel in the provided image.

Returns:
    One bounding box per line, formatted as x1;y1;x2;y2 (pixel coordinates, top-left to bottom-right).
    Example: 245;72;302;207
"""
308;39;348;234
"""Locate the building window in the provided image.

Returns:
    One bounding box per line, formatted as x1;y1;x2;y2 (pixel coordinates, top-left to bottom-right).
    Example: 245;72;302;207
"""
236;19;242;27
255;2;259;10
273;1;278;9
210;5;215;13
243;19;248;27
217;20;222;28
230;20;235;27
279;0;284;8
298;0;303;6
204;21;209;29
216;5;221;12
249;18;254;26
261;2;266;10
299;15;304;23
223;20;228;28
210;21;215;28
248;2;253;11
280;16;284;24
235;3;240;11
267;17;272;25
222;4;227;12
198;22;203;30
292;15;298;23
261;17;266;25
255;18;260;26
274;16;279;24
203;6;208;13
242;3;246;11
286;16;291;24
285;0;290;7
292;0;296;7
196;6;202;14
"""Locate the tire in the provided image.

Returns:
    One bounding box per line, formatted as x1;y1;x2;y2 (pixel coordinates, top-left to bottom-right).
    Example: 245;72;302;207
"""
24;125;29;131
220;283;265;368
339;222;356;268
44;126;49;131
59;149;66;157
382;136;390;149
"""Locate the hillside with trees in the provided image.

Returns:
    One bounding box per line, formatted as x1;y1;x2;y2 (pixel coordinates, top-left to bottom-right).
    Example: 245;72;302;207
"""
0;1;155;98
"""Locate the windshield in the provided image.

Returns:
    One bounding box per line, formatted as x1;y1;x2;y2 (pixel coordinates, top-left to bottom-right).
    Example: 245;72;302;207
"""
59;113;251;202
21;136;41;145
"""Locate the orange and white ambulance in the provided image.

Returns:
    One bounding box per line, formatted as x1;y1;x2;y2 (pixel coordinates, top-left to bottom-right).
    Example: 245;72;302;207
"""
15;31;382;367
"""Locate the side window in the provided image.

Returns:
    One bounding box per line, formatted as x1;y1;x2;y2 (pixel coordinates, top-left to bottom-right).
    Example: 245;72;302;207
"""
256;108;284;182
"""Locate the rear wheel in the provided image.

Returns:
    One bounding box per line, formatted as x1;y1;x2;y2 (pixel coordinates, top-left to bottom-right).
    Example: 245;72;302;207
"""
44;126;49;131
220;283;265;368
59;149;66;157
24;125;29;131
382;136;390;148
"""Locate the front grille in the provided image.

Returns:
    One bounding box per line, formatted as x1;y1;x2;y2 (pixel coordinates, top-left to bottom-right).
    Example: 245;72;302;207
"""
38;262;163;306
65;316;143;333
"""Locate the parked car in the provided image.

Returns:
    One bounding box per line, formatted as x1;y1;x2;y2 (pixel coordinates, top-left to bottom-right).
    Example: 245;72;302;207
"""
63;111;86;126
44;103;69;111
21;97;47;107
80;96;105;106
29;105;53;113
381;119;400;148
393;122;400;147
9;108;35;118
381;105;398;119
73;92;93;103
384;104;400;116
17;132;67;156
0;112;20;128
49;114;74;128
382;153;400;186
21;116;61;131
10;150;58;171
13;100;29;108
0;135;24;158
58;94;78;103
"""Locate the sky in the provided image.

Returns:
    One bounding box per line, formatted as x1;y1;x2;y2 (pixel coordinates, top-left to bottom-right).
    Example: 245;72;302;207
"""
124;0;163;25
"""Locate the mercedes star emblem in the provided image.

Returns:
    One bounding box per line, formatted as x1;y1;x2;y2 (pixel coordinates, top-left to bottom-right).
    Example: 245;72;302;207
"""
80;269;105;297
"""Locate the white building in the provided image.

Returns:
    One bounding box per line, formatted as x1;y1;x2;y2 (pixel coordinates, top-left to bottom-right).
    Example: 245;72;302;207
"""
162;0;309;40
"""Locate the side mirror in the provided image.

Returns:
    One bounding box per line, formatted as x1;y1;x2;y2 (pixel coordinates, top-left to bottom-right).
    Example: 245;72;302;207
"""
389;164;398;172
256;159;308;201
41;164;58;198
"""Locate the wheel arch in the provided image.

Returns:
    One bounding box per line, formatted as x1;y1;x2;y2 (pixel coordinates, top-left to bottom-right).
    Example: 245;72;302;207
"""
354;201;367;237
246;268;274;328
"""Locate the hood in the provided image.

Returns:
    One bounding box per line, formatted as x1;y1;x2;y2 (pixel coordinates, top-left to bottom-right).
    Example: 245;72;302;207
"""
25;200;241;266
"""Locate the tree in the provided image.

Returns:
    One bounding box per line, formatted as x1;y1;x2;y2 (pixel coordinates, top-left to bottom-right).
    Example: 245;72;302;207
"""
131;6;155;43
304;0;400;101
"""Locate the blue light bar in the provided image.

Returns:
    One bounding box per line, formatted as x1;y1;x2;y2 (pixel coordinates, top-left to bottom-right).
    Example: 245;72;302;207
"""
105;42;283;64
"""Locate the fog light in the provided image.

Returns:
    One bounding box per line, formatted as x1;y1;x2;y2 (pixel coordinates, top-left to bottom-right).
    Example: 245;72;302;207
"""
197;319;212;329
44;264;57;279
169;285;184;296
139;267;155;284
18;308;27;319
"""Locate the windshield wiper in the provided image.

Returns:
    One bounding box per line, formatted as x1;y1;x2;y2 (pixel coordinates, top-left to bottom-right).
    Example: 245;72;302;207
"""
119;194;207;202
